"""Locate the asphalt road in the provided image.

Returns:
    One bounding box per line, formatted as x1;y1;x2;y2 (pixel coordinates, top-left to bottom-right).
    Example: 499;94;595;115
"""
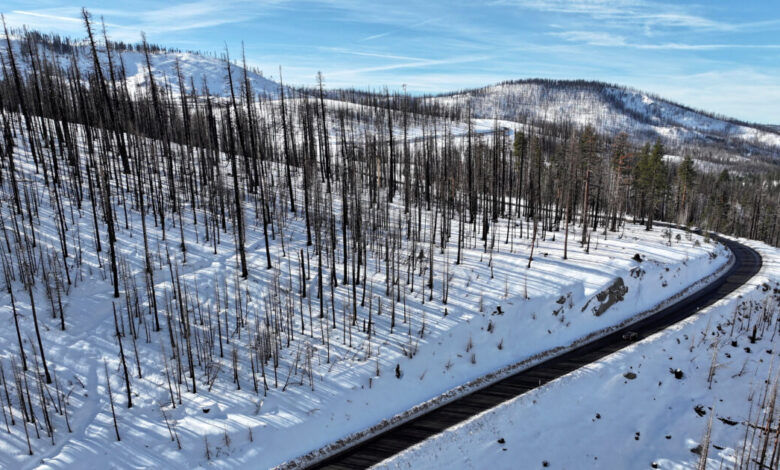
306;236;762;470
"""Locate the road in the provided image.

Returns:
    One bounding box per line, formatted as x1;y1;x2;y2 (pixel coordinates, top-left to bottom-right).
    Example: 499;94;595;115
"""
306;236;762;469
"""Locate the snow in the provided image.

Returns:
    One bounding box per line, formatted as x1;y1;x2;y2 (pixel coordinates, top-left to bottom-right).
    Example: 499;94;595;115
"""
0;111;733;469
662;154;735;174
431;81;780;165
378;239;779;470
2;37;280;98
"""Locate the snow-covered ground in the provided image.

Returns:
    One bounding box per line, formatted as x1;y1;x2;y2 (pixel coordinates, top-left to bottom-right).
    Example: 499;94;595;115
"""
662;154;741;175
0;113;733;469
378;239;779;470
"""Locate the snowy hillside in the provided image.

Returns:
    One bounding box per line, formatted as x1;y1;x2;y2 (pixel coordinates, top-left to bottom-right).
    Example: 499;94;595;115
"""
2;36;280;98
0;114;730;469
121;50;280;98
430;80;780;164
379;239;779;470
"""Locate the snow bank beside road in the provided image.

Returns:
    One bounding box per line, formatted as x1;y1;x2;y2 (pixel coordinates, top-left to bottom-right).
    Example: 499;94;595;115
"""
377;239;778;470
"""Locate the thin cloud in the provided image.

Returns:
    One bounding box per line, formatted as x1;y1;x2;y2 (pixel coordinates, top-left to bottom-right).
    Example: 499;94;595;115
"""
328;55;490;76
495;0;735;32
636;43;780;50
322;48;429;62
9;10;83;25
362;31;393;41
552;31;780;50
359;17;441;42
3;1;286;42
2;9;89;37
550;31;627;46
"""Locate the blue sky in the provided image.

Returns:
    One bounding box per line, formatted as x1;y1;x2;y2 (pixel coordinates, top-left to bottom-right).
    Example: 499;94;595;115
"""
3;0;780;123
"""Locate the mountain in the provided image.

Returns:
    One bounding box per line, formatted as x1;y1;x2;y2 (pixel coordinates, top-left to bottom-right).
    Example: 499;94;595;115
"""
3;33;280;98
429;79;780;167
119;50;281;98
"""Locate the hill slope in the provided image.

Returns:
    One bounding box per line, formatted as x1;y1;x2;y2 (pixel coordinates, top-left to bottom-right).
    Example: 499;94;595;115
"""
3;35;280;98
430;80;780;165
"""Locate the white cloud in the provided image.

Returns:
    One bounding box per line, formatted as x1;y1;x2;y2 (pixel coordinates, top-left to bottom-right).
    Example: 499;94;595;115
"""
551;30;780;50
550;31;627;46
322;48;429;62
2;9;89;37
327;55;491;76
494;0;739;32
2;1;288;42
636;43;780;50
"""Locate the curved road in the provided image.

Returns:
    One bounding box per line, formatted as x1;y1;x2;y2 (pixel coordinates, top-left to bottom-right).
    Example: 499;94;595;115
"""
306;236;762;470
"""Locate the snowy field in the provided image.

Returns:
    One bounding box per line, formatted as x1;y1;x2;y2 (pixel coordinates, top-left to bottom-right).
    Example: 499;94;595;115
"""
378;239;779;470
0;120;732;470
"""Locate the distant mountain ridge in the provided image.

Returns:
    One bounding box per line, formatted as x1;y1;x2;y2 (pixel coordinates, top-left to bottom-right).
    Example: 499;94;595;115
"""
430;79;780;165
